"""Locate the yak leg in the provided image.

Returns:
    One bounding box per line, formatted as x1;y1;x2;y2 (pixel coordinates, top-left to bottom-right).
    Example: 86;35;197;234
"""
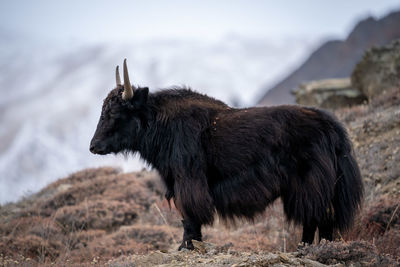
178;218;202;250
318;220;334;241
301;220;317;244
173;171;213;250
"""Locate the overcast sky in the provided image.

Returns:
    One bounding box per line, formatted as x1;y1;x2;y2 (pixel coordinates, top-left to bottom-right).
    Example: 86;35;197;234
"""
1;0;400;45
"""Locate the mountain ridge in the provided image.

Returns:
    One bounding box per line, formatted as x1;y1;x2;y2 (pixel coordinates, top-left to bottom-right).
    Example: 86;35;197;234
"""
258;10;400;106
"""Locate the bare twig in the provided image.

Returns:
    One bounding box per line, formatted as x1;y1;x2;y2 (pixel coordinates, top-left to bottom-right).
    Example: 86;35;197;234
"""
337;230;347;244
385;202;400;233
152;203;177;244
282;215;286;253
253;223;260;252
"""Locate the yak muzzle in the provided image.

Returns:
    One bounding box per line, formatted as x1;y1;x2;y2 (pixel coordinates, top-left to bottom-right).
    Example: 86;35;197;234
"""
89;139;107;155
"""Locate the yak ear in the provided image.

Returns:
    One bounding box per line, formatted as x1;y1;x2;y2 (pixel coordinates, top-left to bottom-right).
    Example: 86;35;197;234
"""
134;87;149;105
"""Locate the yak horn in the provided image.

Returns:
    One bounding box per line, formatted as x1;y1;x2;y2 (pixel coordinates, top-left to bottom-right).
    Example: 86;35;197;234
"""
122;58;134;100
115;65;122;86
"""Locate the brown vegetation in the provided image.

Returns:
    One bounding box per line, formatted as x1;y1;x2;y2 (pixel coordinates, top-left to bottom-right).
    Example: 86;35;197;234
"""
0;167;174;264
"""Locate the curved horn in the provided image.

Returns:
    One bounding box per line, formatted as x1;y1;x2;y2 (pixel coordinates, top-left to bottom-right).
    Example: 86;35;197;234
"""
122;59;134;100
115;65;122;86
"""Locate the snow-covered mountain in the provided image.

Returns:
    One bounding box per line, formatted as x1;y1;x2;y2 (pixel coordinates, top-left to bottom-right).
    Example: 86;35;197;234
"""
0;35;315;203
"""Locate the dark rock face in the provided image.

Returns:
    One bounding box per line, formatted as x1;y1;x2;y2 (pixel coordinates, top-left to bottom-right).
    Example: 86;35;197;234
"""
258;10;400;106
351;40;400;99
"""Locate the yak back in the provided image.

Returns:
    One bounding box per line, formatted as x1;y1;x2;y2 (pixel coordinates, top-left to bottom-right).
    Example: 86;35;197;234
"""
149;88;230;123
206;105;339;174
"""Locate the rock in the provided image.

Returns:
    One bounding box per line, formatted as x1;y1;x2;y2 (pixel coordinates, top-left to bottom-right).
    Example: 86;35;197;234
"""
293;78;367;109
192;240;207;254
279;252;290;263
352;39;400;100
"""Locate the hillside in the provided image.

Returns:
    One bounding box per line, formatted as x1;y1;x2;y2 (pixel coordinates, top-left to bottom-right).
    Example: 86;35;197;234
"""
258;10;400;106
0;87;399;266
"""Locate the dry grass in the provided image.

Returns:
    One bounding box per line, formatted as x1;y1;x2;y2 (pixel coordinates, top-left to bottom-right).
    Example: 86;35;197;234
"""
0;167;177;265
346;196;400;256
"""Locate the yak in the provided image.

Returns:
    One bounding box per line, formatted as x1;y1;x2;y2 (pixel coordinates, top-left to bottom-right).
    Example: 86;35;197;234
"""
90;59;363;250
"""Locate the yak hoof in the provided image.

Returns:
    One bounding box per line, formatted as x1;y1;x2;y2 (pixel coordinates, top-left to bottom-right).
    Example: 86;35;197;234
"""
178;240;194;250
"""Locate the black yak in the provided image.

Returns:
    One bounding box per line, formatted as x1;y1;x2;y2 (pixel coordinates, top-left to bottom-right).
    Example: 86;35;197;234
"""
90;59;363;250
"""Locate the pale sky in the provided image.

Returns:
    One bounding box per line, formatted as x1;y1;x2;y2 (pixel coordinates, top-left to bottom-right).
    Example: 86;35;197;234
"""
1;0;400;45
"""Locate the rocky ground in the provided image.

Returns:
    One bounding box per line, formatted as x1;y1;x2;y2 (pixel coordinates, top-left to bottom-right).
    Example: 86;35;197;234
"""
107;240;398;266
0;87;399;266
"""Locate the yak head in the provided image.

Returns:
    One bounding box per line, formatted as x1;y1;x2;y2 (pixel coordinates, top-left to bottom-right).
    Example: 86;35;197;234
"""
90;59;149;155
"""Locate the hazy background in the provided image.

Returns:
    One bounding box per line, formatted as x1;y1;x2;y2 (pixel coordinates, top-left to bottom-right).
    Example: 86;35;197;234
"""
1;0;399;203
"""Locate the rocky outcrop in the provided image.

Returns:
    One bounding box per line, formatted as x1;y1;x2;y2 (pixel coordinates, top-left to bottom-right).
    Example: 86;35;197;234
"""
293;78;366;109
258;10;400;106
352;40;400;99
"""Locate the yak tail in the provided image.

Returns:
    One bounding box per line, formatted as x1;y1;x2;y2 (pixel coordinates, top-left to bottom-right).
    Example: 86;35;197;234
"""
332;139;364;232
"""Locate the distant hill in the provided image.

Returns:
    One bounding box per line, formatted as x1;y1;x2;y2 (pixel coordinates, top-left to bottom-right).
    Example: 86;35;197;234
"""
258;10;400;106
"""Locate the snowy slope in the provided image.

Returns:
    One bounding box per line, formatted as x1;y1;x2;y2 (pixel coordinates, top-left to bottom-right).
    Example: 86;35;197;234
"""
0;36;314;203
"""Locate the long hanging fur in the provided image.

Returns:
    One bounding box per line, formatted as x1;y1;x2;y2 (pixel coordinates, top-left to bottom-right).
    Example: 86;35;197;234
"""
90;86;364;247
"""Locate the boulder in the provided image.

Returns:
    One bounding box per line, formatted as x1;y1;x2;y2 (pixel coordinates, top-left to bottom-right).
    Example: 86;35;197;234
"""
293;78;367;109
352;40;400;99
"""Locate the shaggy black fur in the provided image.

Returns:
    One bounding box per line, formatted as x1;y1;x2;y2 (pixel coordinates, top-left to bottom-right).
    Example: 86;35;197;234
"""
90;85;364;249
